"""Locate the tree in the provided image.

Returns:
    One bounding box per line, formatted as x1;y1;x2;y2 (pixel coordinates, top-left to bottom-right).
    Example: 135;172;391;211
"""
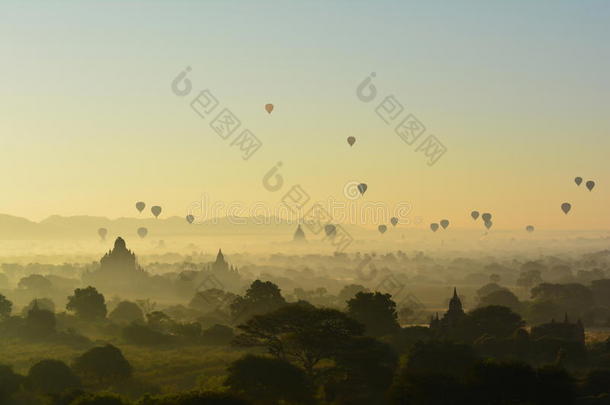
479;289;521;312
234;302;364;377
122;323;172;345
583;369;610;396
26;359;81;395
476;283;504;300
146;311;174;333
469;305;525;339
469;360;537;404
590;279;610;308
0;294;12;319
18;274;53;295
109;301;145;325
225;355;314;405
189;288;236;313
230;280;286;323
67;286;107;320
337;284;369;307
136;391;250;404
403;341;478;378
71;393;128;405
328;336;399;404
21;297;55;316
535;365;575;405
347;292;400;337
531;283;595;318
72;344;132;385
25;300;56;337
201;324;234;345
0;364;23;402
517;269;543;290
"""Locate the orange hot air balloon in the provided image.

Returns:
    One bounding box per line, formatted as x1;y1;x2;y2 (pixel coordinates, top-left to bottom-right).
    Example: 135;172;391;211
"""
265;104;274;114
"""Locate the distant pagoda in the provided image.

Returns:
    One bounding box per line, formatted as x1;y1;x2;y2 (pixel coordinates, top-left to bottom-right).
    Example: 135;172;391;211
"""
99;237;145;275
293;224;306;242
207;249;238;275
430;287;467;330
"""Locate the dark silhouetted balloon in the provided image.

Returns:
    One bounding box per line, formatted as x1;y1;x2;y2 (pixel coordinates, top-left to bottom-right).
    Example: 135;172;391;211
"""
390;217;398;227
151;206;162;218
265;104;274;114
347;136;356;147
98;228;108;241
574;177;583;186
430;223;439;232
137;227;148;238
471;211;480;220
324;224;336;237
482;213;492;222
526;225;534;233
440;219;449;229
484;220;493;230
561;202;571;214
186;215;195;224
378;225;387;234
357;183;367;195
586;180;595;191
136;202;145;213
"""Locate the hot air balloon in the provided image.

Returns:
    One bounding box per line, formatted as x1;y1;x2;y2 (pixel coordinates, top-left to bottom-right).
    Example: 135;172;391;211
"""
471;211;480;220
265;104;274;114
575;177;583;186
586;180;595;191
97;228;108;241
526;225;534;233
430;223;439;232
482;213;492;222
137;227;148;238
484;220;493;230
440;219;449;230
390;217;398;227
136;202;145;213
378;225;387;234
347;136;356;147
561;202;571;215
186;215;195;224
324;224;336;237
357;183;368;195
151;206;162;218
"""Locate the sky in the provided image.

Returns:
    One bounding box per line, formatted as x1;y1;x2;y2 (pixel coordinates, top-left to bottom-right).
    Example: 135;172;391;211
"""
1;0;609;230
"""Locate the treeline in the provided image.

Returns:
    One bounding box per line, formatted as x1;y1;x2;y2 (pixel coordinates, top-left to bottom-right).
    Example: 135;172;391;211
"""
1;276;610;403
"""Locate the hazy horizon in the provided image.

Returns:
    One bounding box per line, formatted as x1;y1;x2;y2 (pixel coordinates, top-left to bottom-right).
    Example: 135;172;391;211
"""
2;0;609;232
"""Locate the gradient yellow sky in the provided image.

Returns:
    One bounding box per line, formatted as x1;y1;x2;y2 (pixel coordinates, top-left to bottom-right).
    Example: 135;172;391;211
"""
1;1;609;230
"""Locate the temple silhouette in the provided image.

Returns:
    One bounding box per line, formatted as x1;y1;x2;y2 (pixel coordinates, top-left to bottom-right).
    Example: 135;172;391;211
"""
83;237;148;293
206;249;238;275
293;224;306;242
429;287;466;330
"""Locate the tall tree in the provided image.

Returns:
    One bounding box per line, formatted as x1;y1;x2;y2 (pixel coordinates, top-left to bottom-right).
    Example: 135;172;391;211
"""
26;359;81;395
234;302;364;377
72;344;131;386
0;294;12;320
347;292;400;337
230;280;286;323
225;355;314;405
66;286;107;320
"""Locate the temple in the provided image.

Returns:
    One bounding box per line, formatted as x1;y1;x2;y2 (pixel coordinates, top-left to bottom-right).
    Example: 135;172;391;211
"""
293;225;306;242
430;287;467;330
530;313;585;344
99;237;144;275
83;237;147;292
208;249;238;274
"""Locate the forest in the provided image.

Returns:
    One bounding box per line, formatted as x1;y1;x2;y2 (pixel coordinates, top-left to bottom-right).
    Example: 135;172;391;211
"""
1;236;610;404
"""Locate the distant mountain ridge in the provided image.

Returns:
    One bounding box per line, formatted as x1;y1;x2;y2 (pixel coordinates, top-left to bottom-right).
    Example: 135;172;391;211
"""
0;214;366;240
